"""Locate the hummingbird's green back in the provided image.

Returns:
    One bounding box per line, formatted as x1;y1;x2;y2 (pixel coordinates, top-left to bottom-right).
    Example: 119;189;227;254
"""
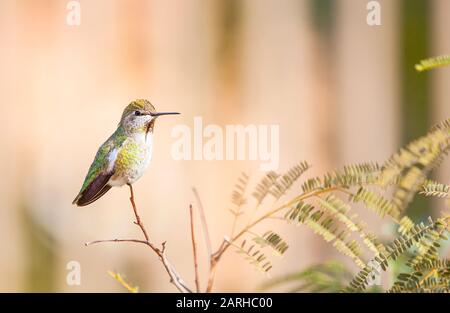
73;126;127;205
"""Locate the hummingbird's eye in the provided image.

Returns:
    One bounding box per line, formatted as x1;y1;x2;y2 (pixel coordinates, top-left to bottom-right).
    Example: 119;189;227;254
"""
134;111;142;116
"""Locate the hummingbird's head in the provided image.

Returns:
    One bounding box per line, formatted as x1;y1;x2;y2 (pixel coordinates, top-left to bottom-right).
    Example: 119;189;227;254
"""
120;99;180;134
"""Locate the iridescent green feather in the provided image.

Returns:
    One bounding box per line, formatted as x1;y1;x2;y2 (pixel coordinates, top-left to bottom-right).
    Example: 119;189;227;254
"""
79;126;127;193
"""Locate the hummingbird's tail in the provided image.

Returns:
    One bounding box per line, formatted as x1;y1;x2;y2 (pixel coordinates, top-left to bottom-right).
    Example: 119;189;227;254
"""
73;184;112;206
73;173;113;206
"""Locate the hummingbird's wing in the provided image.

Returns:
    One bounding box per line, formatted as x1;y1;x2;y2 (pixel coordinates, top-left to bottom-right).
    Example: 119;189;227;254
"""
73;172;112;206
73;131;125;206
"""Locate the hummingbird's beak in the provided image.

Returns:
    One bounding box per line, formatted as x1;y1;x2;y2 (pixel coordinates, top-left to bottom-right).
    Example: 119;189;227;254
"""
150;112;180;117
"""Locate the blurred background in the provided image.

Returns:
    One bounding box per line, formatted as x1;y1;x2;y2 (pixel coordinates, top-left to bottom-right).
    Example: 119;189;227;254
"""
0;0;449;292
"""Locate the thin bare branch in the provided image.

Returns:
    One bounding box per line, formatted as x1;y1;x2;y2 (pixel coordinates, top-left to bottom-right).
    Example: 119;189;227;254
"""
189;204;201;292
85;185;192;293
192;187;212;258
128;184;149;242
85;238;148;246
85;237;192;293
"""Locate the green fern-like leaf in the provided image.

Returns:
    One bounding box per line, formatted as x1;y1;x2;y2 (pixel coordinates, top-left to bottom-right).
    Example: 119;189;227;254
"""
253;231;289;256
284;201;315;224
323;162;381;188
235;239;273;273
252;171;279;205
381;124;449;176
419;277;450;292
420;180;450;198
285;201;366;268
231;172;249;208
301;177;323;193
406;217;449;268
345;215;450;292
379;124;450;214
317;194;351;216
430;118;450;134
388;271;423;292
391;166;427;215
300;163;381;194
232;119;450;290
269;161;310;200
413;259;450;272
317;194;385;254
260;261;358;293
251;162;310;205
332;235;365;269
390;219;450;293
398;216;415;236
350;187;397;218
415;55;450;72
389;266;450;293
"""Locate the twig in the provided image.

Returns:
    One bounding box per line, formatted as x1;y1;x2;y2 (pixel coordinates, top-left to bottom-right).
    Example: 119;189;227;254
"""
128;184;149;242
192;187;212;258
85;184;192;293
192;188;219;292
192;186;222;293
85;238;148;246
189;205;201;292
86;238;192;292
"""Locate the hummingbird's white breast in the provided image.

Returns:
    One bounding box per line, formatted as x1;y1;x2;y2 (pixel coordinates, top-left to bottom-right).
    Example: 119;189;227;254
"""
109;132;153;186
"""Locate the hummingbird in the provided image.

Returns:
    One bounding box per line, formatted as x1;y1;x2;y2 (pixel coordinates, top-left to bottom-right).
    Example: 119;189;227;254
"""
73;99;179;206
